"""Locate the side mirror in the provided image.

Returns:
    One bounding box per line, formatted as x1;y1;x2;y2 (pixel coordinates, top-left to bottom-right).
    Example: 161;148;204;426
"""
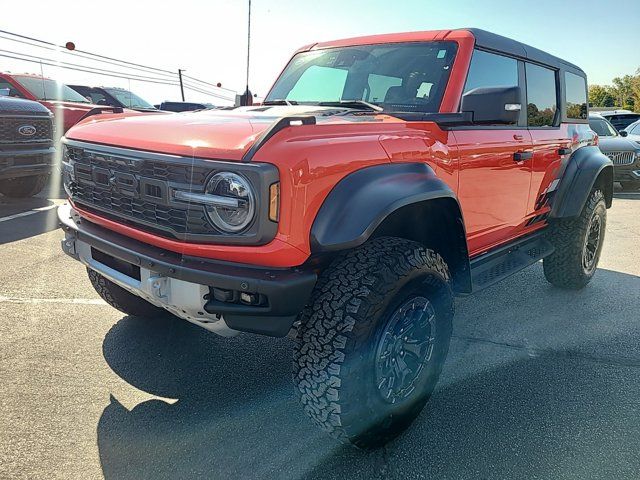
620;130;628;137
461;86;522;125
0;88;10;97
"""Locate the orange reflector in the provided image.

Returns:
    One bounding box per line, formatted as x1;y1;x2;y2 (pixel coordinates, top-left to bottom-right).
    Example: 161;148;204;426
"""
269;182;280;222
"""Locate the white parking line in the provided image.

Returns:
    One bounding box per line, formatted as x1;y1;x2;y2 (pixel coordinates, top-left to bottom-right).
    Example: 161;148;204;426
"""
0;199;66;223
0;295;107;305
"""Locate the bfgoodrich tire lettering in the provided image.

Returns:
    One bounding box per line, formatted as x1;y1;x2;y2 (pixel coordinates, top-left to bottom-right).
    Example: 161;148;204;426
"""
87;268;168;318
543;189;607;289
293;237;453;449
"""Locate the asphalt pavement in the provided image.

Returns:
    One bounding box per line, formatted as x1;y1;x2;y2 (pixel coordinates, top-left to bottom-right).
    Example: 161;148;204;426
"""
1;182;639;480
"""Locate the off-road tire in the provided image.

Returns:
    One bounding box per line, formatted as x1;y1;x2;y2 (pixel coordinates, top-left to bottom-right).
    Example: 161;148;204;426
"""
0;174;49;198
543;189;606;289
88;268;167;318
619;182;639;192
294;237;454;449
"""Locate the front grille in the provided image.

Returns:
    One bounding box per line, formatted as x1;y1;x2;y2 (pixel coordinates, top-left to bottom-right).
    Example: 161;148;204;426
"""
605;151;636;166
65;145;220;239
0;117;52;143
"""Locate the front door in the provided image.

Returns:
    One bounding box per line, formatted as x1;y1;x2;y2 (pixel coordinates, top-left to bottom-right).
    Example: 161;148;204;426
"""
453;48;533;256
454;129;533;256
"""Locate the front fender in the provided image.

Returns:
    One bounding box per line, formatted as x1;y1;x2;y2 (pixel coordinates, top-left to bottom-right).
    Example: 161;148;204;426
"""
310;163;457;252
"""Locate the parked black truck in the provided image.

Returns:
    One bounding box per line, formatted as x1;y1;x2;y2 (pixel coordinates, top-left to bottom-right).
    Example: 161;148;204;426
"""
0;95;54;198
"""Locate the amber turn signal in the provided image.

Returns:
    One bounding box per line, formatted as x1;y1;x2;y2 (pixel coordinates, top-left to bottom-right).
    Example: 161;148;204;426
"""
269;182;280;222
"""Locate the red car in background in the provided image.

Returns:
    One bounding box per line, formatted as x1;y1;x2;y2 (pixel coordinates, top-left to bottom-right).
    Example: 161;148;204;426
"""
0;72;100;132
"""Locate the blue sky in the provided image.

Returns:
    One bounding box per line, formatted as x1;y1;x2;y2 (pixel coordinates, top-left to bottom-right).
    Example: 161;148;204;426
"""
4;0;639;104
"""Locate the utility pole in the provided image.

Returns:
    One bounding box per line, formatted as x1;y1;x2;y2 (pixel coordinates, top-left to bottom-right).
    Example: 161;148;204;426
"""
241;0;253;106
178;69;185;101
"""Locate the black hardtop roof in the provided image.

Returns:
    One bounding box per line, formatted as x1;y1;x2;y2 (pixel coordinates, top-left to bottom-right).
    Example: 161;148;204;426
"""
461;28;585;77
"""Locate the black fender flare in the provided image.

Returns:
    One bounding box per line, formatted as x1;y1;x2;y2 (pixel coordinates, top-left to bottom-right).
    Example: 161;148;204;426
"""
310;163;471;293
310;163;458;251
550;145;614;218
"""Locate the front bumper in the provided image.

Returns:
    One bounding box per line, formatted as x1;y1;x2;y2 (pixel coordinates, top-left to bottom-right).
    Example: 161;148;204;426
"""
58;203;317;337
0;146;55;180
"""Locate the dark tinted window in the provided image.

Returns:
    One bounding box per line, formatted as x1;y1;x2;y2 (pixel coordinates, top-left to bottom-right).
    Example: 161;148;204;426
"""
565;72;588;120
0;80;23;98
605;114;640;131
267;41;458;113
464;50;518;93
589;117;617;137
526;63;557;127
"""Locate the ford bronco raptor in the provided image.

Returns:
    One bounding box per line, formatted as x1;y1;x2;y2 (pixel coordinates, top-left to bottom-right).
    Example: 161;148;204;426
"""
58;29;613;449
0;95;54;198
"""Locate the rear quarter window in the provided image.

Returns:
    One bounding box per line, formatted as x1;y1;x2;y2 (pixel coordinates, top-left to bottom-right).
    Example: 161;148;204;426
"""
565;72;588;120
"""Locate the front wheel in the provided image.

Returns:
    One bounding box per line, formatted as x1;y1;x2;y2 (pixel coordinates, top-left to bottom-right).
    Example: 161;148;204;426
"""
0;174;49;198
293;237;453;449
543;189;607;289
88;268;168;318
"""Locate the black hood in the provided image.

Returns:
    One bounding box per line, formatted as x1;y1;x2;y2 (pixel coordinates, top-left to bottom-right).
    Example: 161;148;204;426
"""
0;96;51;116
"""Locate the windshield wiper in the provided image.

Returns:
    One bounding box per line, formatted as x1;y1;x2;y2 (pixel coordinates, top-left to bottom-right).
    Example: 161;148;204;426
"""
317;100;383;112
263;99;298;106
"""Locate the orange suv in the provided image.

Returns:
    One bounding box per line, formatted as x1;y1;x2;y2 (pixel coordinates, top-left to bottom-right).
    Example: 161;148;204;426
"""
59;29;613;448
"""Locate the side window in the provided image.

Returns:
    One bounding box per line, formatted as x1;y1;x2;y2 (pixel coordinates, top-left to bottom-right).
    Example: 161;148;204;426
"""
287;65;347;102
367;74;401;103
565;72;588;120
526;63;558;127
464;50;518;93
0;80;24;98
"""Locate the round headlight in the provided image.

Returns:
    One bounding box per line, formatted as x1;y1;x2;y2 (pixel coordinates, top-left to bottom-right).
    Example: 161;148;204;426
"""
205;172;255;232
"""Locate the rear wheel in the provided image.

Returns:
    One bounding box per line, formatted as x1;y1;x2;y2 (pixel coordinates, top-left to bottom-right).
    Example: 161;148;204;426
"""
88;268;168;318
0;174;49;198
293;237;453;449
543;189;606;289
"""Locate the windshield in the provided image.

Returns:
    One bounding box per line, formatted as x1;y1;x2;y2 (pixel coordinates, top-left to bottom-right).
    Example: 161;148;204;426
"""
589;117;618;137
104;88;155;109
266;41;457;113
15;76;91;103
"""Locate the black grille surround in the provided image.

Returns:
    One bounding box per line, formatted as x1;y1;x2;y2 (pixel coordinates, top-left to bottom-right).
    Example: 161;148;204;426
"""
63;139;279;245
0;115;53;144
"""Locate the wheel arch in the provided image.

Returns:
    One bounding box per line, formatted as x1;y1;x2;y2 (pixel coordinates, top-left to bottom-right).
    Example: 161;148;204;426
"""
310;163;471;294
551;145;614;218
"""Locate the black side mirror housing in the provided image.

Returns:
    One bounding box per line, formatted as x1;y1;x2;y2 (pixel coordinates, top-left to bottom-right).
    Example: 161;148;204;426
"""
461;86;522;125
620;130;629;137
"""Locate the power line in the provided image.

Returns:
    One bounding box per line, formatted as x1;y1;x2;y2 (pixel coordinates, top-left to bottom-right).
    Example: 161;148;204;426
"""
0;29;236;97
0;48;181;85
182;73;236;93
0;29;175;76
0;33;179;81
0;52;235;102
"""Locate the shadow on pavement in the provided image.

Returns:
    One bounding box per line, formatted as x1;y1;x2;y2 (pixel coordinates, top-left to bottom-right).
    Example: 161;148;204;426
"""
0;183;65;245
97;268;640;480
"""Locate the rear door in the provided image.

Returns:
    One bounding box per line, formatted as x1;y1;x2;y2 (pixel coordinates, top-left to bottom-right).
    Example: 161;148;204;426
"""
453;49;533;256
525;63;568;221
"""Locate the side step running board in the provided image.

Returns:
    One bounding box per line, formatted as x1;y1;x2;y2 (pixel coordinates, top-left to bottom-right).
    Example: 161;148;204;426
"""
470;232;555;292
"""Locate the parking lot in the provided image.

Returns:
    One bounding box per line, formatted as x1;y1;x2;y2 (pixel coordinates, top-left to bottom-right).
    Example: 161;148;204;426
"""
1;185;639;480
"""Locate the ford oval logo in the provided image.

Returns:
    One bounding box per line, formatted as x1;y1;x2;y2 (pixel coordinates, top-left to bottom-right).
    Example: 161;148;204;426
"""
18;125;37;136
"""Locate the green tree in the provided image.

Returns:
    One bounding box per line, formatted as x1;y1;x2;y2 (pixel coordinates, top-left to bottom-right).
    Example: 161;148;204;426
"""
589;84;616;107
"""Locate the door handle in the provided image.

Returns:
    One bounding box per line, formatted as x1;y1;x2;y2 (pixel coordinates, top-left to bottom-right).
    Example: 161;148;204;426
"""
513;134;524;141
558;147;572;155
513;151;533;162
